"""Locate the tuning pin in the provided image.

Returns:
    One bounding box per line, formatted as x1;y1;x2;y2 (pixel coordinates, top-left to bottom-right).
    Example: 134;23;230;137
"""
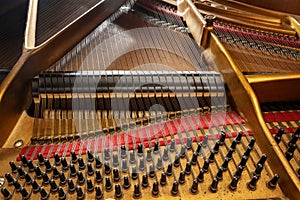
190;179;198;194
123;176;131;189
216;167;224;180
247;175;259;191
38;153;45;165
104;162;111;175
275;128;284;144
133;184;141;198
59;171;66;186
234;165;244;179
42;172;50;185
149;164;155;178
50;179;58;193
229;176;239;191
202;159;210;172
104;148;110;160
248;138;256;149
54;153;61;166
166;162;173;176
61;157;68;171
202;135;209;147
52;166;60;179
44;159;52;172
32;180;40;193
105;177;112;191
19;186;30;200
86;163;94;176
156;157;163;170
69;163;77;177
25;160;34;172
146;150;152;162
17;166;25;178
180;145;187;158
77;171;85;185
191;152;198;165
171;181;179;195
86;178;94;193
226;148;234;160
58;187;66;200
142;174;149;187
219;131;226;145
152;181;159;196
286;143;297;161
288;133;299;147
71;151;77;163
163;147;169;161
95;155;102;169
170;139;176;152
154;141;160;154
20;155;28;167
130;152;136;164
113;168;120;182
78;157;85;170
257;154;267;166
235;132;243;143
131;167;138;180
113;184;122;199
5;173;14;185
213;141;220;153
197;168;205;182
76;186;84;200
253;163;264;177
185;162;192;175
87;150;94;162
139;158;145;171
174;154;180;167
94;170;102;183
68;179;75;193
210;177;219;193
221;157;229;171
112;154;119;167
95;186;103;199
230;140;237;150
285;151;294;161
34;166;42;179
138;144;144;156
1;187;12;199
243;146;252;157
208;151;215;163
25;172;32;185
9;161;18;173
40;187;49;200
267;174;280;189
239;155;249;168
13;178;21;191
160;172;167;185
186;137;193;149
179;171;185;184
121;145;127;159
196;143;202;155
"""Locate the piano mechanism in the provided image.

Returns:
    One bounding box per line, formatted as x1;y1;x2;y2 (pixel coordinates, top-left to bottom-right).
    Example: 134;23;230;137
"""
0;0;299;199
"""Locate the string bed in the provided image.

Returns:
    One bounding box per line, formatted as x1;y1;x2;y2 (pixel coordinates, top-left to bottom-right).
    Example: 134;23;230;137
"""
213;20;300;74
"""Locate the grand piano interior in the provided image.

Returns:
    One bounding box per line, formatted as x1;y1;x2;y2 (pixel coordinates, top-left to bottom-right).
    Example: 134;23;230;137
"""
0;0;299;199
